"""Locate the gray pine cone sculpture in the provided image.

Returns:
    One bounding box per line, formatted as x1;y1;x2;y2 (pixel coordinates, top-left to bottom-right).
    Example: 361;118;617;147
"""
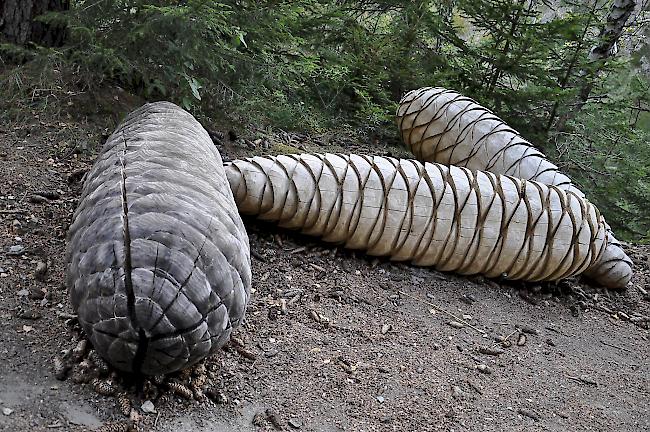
66;102;251;375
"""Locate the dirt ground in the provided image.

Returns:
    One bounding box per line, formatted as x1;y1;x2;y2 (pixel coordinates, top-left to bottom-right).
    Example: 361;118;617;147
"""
0;92;648;432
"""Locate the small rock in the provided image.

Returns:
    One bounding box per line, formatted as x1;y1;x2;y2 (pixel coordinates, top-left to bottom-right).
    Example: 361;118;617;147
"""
288;418;302;429
17;289;29;297
381;324;391;335
448;321;464;329
376;395;385;403
7;245;25;256
34;261;48;281
517;334;527;346
28;287;46;300
265;349;279;358
2;408;13;416
476;364;492;374
557;411;569;419
452;386;465;400
141;400;156;414
545;338;556;347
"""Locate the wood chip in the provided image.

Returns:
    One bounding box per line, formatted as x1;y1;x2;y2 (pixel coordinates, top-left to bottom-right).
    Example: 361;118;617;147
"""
478;346;504;356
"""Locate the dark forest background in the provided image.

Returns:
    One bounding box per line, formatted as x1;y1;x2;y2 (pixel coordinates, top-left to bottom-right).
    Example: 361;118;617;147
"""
1;0;649;241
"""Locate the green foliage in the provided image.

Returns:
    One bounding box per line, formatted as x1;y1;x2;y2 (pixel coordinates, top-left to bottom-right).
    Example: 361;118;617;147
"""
2;0;648;240
554;74;650;242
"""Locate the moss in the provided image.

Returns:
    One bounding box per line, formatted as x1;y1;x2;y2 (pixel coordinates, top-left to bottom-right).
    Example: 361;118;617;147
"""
270;142;301;155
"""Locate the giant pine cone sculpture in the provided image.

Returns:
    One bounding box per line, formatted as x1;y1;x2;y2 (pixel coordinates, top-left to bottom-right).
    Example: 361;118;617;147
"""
396;87;632;288
66;102;251;375
225;153;607;282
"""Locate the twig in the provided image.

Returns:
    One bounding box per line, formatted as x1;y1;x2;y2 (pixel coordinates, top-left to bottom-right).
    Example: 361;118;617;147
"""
565;374;598;386
0;209;27;214
398;290;486;335
599;339;633;354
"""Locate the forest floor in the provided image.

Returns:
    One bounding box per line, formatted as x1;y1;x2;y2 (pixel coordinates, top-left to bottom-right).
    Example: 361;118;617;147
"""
0;87;648;432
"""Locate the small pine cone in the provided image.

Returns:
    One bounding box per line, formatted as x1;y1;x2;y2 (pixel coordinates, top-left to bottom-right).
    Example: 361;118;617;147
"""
71;339;88;362
143;380;159;401
93;378;117;396
192;363;207;376
70;364;92;384
96;420;133;432
191;373;207;389
167;381;193;399
205;388;228;404
192;387;206;402
152;374;166;385
178;368;192;382
88;350;110;376
117;393;132;417
156;393;170;408
53;356;70;381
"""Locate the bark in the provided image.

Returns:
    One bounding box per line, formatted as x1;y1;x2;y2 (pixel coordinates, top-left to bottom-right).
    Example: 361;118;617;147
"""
0;0;69;47
555;0;637;130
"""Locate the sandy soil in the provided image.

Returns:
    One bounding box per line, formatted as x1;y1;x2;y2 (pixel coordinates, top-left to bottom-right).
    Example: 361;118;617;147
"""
0;94;648;432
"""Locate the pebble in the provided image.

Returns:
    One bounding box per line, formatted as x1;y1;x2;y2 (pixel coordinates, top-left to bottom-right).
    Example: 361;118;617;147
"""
448;321;465;329
517;334;527;346
34;261;48;281
476;364;492;374
7;245;25;256
141;400;156;414
288;418;303;429
452;386;465;400
376;395;385;403
2;407;13;416
381;324;391;335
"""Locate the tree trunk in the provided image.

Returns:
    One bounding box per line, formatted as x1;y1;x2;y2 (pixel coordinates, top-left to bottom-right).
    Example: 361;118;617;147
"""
555;0;637;130
0;0;69;47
